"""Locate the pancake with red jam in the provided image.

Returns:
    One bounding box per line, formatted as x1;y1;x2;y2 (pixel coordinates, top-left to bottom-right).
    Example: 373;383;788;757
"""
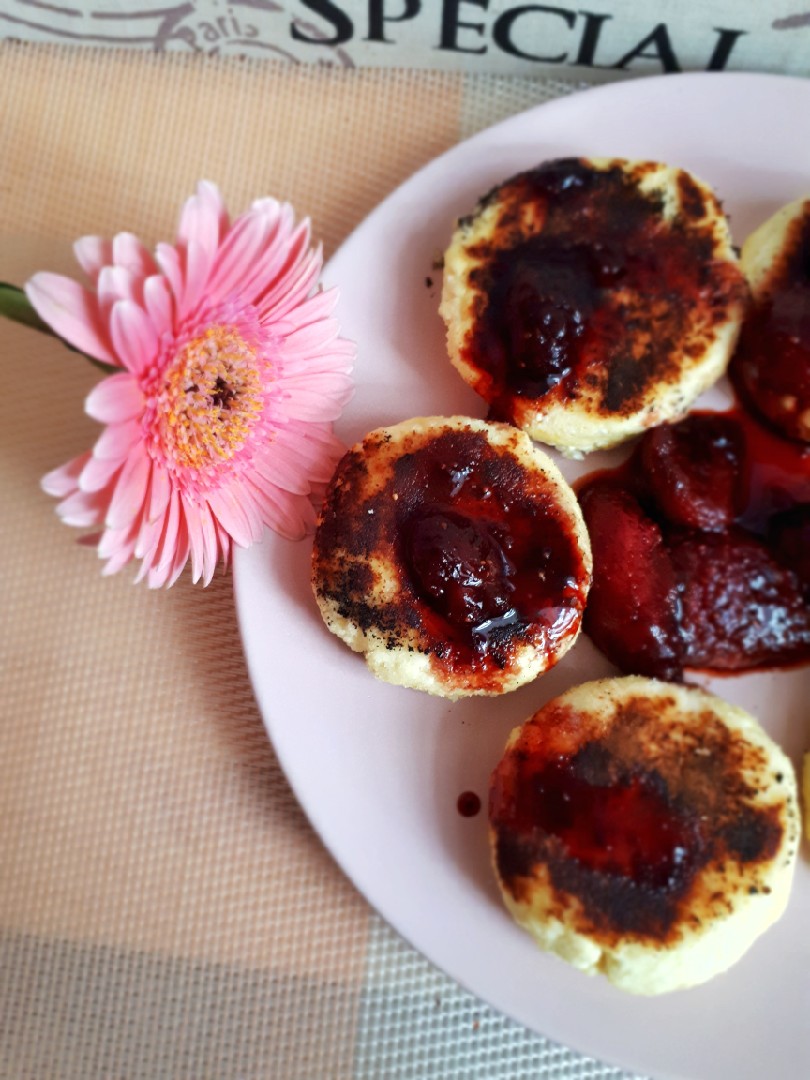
311;416;591;699
489;677;799;994
440;158;748;457
733;196;810;442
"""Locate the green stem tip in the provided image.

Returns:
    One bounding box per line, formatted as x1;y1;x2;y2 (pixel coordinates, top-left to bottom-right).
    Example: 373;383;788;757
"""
0;281;117;375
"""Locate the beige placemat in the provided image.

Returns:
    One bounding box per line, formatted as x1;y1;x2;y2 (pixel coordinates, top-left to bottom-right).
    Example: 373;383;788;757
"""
0;43;640;1079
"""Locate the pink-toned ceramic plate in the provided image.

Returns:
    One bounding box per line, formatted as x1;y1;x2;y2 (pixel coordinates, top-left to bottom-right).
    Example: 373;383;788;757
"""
234;73;810;1080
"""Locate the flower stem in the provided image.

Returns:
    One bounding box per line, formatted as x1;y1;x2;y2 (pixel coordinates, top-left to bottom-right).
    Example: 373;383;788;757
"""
0;281;117;375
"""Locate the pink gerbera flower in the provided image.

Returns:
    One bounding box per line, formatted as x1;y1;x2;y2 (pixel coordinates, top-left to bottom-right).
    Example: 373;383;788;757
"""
28;181;354;587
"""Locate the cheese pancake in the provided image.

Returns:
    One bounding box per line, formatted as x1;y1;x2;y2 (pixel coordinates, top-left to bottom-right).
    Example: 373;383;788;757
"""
741;196;810;294
311;416;592;699
733;196;810;442
441;157;748;457
489;677;799;994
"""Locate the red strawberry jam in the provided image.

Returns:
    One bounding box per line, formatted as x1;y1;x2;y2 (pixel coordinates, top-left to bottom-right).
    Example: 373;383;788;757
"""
578;408;810;678
578;484;683;681
670;527;810;669
638;413;746;531
406;509;516;630
395;431;588;672
769;504;810;592
508;755;697;892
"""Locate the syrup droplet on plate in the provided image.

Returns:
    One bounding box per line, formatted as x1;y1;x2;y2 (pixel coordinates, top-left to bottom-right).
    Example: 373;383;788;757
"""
457;791;482;818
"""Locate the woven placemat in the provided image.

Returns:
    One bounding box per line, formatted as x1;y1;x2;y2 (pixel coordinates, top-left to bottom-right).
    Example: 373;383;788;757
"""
0;43;642;1079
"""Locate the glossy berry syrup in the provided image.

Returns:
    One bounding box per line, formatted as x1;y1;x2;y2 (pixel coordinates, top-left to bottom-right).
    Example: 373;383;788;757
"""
511;756;697;892
489;710;707;940
578;408;810;678
394;429;589;678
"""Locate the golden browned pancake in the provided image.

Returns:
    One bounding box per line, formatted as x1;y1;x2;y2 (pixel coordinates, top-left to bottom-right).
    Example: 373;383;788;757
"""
440;158;748;457
489;677;799;994
741;197;810;295
311;416;592;699
733;197;810;441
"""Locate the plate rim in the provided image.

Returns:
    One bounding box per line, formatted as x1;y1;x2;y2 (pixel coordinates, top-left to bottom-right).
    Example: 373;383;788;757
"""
234;69;810;1080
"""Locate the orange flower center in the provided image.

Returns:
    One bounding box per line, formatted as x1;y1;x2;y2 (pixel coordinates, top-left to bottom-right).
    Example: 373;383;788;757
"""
157;324;264;471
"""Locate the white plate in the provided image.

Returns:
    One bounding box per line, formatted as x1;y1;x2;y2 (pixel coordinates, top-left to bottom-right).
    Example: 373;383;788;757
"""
234;73;810;1080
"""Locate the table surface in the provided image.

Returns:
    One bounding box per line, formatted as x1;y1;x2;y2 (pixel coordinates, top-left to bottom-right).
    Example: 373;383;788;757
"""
0;42;646;1079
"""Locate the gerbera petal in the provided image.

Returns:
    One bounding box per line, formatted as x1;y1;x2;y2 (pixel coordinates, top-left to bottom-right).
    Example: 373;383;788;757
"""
182;498;220;587
79;453;123;494
155;243;185;308
281;318;340;354
253;227;311;312
280;288;338;328
106;444;151;531
42;452;90;497
256;246;321;321
93;418;142;460
134;507;167;563
147;564;169;589
236;482;272;543
150;489;182;578
276;374;355;421
246;478;313;540
263;215;309;271
218;203;288;303
99;518;141;576
252;195;286;219
133;544;158;584
98;266;139;326
257;423;344;489
207;485;255;548
147;463;172;524
102;545;138;578
112;232;158;278
98;518;134;559
207;209;272;300
214;519;232;572
85;372;143;424
163;511;191;588
143;275;174;339
110;300;160;376
180;238;215;318
184;500;206;584
56;488;109;528
25;272;116;364
74;236;113;281
198;501;220;586
177;181;227;257
252;446;309;495
293;420;346;471
279;340;356;384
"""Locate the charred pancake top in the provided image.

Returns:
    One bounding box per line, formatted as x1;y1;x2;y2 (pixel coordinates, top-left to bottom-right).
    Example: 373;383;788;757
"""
441;157;749;457
311;416;591;699
489;676;799;994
